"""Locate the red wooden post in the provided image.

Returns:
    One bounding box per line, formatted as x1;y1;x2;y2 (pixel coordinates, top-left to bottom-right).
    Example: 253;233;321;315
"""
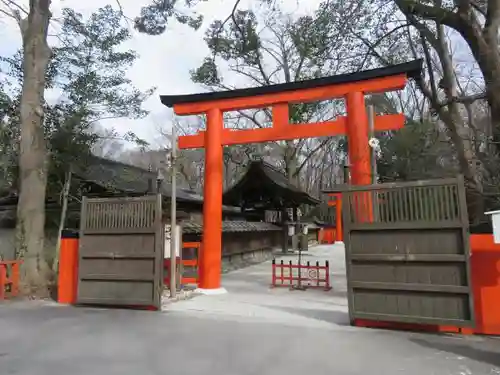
271;259;276;287
316;261;320;287
58;230;79;304
328;193;344;243
325;260;331;290
11;261;19;296
0;263;5;300
335;196;343;242
199;108;224;290
346;92;371;186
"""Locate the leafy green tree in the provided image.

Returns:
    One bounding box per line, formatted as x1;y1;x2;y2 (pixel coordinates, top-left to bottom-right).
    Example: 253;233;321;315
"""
134;0;206;35
3;5;152;202
1;5;152;291
376;119;455;182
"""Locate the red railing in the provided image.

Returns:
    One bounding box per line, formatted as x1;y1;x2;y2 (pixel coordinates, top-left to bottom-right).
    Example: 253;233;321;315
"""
164;242;200;286
0;260;22;299
271;259;331;290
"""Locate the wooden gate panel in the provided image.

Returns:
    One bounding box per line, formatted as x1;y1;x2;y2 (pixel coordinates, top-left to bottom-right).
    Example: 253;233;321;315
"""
77;195;164;308
343;176;474;327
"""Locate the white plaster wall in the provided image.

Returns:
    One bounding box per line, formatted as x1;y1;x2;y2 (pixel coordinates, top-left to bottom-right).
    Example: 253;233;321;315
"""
0;228;16;261
164;224;181;258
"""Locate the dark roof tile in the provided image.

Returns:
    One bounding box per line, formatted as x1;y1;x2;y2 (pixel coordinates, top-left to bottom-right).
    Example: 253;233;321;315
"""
74;155;204;203
183;220;281;234
223;160;320;208
160;60;422;107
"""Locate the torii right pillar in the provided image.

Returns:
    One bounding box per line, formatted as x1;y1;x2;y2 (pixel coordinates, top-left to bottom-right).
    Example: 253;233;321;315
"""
327;92;374;241
345;91;375;226
346;92;372;186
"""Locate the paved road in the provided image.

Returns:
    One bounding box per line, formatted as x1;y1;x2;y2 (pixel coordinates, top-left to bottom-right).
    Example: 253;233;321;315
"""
0;300;499;375
0;244;499;375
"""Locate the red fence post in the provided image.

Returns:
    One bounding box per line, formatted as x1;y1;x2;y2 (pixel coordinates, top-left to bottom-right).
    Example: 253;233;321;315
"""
271;258;332;290
271;259;276;287
165;242;201;287
11;261;20;296
58;229;80;304
325;260;331;290
315;261;320;287
0;263;5;300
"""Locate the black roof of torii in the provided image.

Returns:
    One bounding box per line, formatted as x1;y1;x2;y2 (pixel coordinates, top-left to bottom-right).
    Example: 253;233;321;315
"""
160;59;422;107
223;160;320;210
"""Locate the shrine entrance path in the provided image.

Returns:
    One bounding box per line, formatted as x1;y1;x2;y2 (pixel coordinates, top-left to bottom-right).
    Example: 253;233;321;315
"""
164;244;350;329
0;245;498;374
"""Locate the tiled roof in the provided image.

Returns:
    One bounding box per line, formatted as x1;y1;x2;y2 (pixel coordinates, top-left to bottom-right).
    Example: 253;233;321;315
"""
74;155;205;204
223;160;320;208
182;220;281;234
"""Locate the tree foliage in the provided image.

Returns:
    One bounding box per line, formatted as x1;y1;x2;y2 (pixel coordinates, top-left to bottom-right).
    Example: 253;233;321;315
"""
134;0;206;35
1;5;152;206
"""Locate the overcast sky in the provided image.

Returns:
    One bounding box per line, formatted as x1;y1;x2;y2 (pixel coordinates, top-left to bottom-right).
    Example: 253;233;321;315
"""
0;0;323;147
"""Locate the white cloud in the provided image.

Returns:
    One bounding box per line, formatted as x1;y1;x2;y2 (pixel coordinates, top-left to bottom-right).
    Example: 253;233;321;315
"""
0;0;323;146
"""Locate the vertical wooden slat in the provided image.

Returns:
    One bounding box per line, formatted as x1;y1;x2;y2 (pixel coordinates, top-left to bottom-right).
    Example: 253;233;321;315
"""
389;189;396;222
432;186;440;221
403;188;411;221
437;185;446;221
406;188;414;221
396;187;403;222
452;185;459;219
416;187;424;221
378;191;384;222
429;186;437;221
443;185;451;220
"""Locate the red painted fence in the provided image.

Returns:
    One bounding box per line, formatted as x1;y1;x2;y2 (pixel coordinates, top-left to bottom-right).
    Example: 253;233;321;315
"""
0;260;22;300
318;228;336;244
164;242;200;287
271;259;331;290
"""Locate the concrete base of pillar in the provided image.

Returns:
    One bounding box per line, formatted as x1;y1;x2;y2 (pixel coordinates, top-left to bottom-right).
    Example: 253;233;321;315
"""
195;287;228;295
335;241;344;245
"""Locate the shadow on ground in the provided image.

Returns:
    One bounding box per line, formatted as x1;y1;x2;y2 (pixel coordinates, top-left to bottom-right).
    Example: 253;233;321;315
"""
270;305;351;326
410;336;500;368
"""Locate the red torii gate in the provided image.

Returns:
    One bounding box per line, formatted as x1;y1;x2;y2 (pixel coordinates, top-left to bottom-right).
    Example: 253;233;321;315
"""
160;60;422;291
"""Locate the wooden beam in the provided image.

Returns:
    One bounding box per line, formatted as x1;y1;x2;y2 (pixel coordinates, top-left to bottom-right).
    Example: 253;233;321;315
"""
172;75;408;116
178;113;404;149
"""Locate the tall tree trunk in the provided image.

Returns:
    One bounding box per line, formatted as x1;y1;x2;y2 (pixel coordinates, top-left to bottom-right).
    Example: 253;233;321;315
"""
16;0;52;296
392;9;486;222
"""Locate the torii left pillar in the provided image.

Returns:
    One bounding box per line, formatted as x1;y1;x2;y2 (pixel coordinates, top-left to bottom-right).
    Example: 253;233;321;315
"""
200;108;224;290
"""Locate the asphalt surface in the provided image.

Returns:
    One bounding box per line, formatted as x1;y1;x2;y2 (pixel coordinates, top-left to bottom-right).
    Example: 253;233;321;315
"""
0;244;499;375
